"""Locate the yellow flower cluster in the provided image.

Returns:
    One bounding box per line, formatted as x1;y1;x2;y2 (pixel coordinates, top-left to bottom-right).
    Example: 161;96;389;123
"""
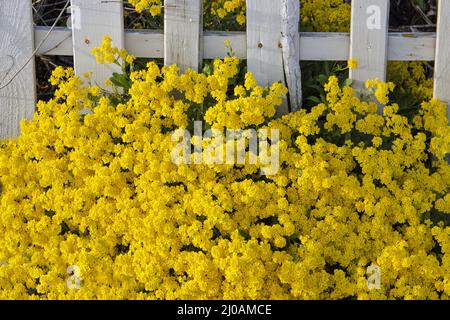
128;0;161;15
204;68;288;129
347;59;358;70
0;37;449;299
210;0;246;25
300;0;351;32
91;36;135;66
365;78;396;105
388;61;434;101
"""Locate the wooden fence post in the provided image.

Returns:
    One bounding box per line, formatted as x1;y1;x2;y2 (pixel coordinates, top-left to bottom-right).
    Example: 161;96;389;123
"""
70;0;124;87
281;0;302;112
247;0;301;115
434;0;450;121
349;0;389;93
164;0;203;72
0;0;36;138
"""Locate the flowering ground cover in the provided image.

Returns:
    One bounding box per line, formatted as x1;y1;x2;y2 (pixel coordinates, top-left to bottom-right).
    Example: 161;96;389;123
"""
0;0;448;300
0;33;449;299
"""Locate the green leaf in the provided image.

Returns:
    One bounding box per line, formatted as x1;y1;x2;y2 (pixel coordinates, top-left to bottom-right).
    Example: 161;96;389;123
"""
306;96;321;104
317;74;328;85
202;63;213;76
305;83;324;92
343;78;353;87
110;72;131;90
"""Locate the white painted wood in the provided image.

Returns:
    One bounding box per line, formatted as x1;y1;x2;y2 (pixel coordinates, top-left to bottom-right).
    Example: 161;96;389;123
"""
0;0;36;138
281;0;301;112
125;30;164;58
247;0;288;115
70;0;124;87
434;0;450;120
204;31;247;61
388;33;435;61
164;0;203;72
349;0;390;90
35;27;438;62
35;26;74;56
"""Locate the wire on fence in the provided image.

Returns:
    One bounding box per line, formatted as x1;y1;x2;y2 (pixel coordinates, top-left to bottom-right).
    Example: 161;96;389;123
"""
0;0;70;91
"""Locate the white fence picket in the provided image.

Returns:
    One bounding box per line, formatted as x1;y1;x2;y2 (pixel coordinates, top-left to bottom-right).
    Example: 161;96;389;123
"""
70;0;124;87
349;0;389;91
281;0;302;112
434;0;450;120
164;0;203;72
247;0;300;115
0;0;36;138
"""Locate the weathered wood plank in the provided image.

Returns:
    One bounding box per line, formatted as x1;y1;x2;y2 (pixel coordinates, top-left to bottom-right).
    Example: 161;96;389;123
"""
70;0;124;87
247;0;288;115
434;0;450;120
35;27;438;62
388;33;435;61
349;0;390;90
281;0;302;112
0;0;36;138
203;31;246;61
164;0;203;72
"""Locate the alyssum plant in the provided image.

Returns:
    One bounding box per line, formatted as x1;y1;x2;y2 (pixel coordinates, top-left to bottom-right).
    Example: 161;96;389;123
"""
0;37;448;299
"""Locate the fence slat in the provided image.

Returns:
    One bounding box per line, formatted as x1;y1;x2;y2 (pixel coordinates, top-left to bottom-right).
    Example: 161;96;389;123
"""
164;0;203;72
247;0;289;115
281;0;302;112
0;0;36;138
434;0;450;120
70;0;124;87
349;0;389;90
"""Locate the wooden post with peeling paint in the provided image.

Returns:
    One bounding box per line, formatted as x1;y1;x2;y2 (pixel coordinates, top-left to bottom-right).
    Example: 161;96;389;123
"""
247;0;302;116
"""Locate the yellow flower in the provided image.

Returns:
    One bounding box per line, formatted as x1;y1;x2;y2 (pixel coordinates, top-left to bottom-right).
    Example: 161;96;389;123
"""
347;58;358;69
149;5;161;16
366;78;396;105
372;137;383;147
126;55;136;65
89;85;101;96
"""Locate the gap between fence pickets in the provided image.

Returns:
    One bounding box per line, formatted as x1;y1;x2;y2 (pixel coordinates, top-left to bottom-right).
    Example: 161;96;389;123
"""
71;0;124;89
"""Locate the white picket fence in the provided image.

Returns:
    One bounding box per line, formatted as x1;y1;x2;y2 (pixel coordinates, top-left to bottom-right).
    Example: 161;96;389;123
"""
0;0;449;138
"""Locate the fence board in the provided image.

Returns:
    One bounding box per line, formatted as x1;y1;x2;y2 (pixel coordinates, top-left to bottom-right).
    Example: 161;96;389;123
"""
247;0;288;115
434;0;450;120
350;0;389;90
0;0;36;138
35;27;438;62
70;0;124;87
281;0;302;112
164;0;203;72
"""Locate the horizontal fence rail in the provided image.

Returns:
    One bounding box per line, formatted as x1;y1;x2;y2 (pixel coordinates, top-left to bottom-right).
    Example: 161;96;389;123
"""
35;27;438;61
0;0;449;139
